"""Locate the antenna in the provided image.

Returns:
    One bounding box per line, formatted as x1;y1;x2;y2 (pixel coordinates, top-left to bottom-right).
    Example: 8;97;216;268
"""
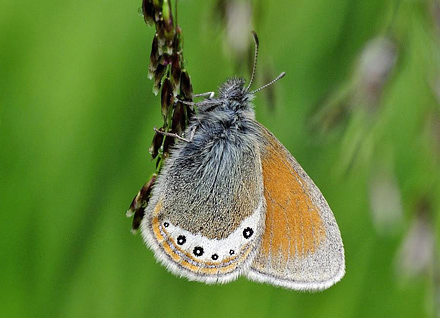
246;31;260;92
250;72;286;94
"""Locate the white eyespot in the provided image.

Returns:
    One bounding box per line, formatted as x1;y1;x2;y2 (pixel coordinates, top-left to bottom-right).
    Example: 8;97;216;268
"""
243;227;254;239
176;235;186;245
193;246;204;257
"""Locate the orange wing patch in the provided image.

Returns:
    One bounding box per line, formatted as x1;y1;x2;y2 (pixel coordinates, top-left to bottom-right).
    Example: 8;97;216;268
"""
257;131;326;267
249;125;345;290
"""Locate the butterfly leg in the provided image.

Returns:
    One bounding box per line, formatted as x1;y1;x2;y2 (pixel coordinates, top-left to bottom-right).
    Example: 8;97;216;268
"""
193;91;215;99
153;127;192;143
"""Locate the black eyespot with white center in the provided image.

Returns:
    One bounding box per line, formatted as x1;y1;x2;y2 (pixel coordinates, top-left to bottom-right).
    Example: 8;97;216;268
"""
176;235;186;245
211;254;219;261
193;246;204;257
229;250;235;255
243;227;254;239
163;222;169;228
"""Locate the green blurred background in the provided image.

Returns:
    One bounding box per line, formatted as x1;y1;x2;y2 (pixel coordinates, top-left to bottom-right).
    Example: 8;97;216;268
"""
2;0;440;317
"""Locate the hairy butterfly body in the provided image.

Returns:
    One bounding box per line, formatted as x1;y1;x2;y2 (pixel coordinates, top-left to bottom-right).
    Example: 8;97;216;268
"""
138;34;345;291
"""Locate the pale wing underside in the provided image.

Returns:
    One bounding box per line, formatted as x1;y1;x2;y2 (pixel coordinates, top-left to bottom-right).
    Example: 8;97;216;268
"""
141;136;266;284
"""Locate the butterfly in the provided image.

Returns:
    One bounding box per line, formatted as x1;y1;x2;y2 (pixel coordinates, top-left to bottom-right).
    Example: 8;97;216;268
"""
133;32;345;291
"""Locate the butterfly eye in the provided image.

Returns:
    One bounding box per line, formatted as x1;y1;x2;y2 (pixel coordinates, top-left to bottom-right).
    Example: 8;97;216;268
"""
211;254;219;260
163;222;169;228
243;227;254;239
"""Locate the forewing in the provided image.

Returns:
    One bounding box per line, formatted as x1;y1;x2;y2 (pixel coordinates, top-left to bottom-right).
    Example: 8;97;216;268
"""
248;122;345;291
141;137;266;284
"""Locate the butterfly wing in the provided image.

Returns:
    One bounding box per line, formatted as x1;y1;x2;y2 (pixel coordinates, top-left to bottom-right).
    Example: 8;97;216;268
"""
248;122;345;291
141;134;266;284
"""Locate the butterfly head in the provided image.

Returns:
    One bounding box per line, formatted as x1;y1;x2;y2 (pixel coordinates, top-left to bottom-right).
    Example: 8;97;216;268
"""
217;77;254;110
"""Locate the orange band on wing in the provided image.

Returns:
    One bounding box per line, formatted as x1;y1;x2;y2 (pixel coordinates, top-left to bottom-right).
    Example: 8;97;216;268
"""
260;136;326;261
152;200;163;217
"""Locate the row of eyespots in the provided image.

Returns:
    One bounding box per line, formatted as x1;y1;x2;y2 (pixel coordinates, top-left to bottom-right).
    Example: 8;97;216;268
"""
164;222;254;260
191;247;234;260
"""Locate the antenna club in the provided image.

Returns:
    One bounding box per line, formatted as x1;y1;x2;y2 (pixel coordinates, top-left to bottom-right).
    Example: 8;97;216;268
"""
246;31;260;92
251;31;259;46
